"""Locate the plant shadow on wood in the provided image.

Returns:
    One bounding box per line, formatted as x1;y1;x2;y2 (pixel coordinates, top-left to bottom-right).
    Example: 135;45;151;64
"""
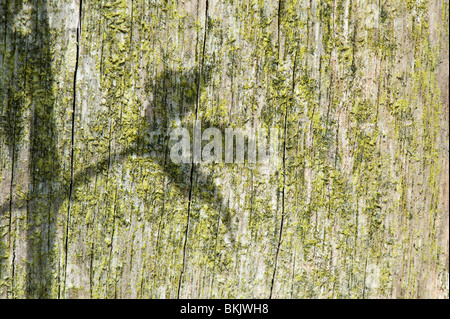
0;7;235;296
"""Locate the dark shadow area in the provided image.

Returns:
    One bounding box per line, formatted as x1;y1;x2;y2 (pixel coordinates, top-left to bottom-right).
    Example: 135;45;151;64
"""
25;0;61;298
0;0;60;298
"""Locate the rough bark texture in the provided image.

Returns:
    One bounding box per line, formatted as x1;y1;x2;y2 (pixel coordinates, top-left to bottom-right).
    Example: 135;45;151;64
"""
0;0;448;299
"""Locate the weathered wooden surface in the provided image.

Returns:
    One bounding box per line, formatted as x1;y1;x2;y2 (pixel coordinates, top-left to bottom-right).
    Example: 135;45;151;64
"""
0;0;448;298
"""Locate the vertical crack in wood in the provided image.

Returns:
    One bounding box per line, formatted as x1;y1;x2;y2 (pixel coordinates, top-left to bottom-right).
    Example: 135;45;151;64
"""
8;103;16;299
62;0;83;298
178;0;209;299
277;0;282;62
270;10;292;298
